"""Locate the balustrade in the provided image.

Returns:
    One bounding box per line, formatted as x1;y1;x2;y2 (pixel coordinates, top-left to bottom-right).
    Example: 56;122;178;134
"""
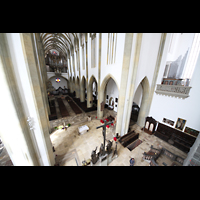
155;84;192;98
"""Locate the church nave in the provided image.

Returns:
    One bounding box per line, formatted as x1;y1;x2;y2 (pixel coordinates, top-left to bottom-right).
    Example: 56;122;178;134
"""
1;33;200;166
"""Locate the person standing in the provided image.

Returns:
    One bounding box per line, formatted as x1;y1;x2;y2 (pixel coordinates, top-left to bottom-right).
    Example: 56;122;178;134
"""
130;158;135;166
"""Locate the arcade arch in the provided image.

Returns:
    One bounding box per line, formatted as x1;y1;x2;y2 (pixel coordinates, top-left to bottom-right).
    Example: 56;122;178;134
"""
135;76;150;127
87;75;98;108
47;75;69;90
98;74;119;119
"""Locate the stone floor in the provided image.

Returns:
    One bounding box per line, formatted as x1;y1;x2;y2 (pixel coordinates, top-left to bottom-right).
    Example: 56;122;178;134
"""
50;112;188;166
0;94;188;166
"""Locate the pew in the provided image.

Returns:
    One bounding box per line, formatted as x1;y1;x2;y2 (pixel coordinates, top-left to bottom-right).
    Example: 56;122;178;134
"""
49;100;57;121
57;98;70;117
118;130;139;147
65;96;82;114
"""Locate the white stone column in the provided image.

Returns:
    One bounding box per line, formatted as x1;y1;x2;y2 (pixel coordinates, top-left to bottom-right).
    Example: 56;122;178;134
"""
121;33;143;134
137;33;167;127
137;77;150;127
5;33;55;166
145;33;167;116
115;33;134;136
0;33;40;166
97;33;102;119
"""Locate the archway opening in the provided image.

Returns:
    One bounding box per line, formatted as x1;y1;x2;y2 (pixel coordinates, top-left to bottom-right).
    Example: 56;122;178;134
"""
128;82;142;127
99;75;119;121
104;77;119;113
88;75;98;108
128;76;150;130
92;80;97;105
47;76;68;96
136;76;150;127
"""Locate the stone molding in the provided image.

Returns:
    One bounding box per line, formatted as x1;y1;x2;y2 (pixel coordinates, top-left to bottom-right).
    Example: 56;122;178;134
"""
155;84;192;98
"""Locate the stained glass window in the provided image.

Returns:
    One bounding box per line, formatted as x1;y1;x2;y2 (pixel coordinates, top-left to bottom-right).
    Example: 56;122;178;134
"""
56;78;61;83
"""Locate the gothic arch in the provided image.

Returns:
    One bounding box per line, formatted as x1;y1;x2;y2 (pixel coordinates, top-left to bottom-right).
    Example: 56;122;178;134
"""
47;75;69;90
87;75;98;107
109;97;114;107
81;76;86;85
88;75;98;86
137;76;150;127
100;73;120;94
98;73;119;118
100;74;119;105
76;76;80;85
47;75;68;82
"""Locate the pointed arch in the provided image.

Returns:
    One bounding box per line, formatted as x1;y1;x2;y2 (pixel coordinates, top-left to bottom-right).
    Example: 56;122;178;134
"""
87;75;98;108
100;73;120;93
88;75;98;86
76;76;80;85
98;73;119;118
140;76;150;96
109;97;114;107
47;75;68;82
47;75;69;91
137;76;150;127
81;75;86;85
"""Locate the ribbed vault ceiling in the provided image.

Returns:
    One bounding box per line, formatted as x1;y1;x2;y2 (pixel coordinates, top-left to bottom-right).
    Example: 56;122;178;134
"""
40;33;79;59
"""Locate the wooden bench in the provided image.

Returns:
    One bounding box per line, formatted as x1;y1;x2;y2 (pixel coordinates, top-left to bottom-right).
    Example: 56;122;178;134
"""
119;130;139;147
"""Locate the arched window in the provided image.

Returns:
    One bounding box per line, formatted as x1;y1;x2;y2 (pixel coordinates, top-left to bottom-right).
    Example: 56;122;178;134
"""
149;123;154;132
145;121;149;130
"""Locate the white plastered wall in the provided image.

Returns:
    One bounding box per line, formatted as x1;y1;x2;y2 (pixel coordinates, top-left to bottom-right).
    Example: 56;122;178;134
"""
49;76;68;89
87;33;99;84
149;33;200;132
134;33;162;93
100;33;125;89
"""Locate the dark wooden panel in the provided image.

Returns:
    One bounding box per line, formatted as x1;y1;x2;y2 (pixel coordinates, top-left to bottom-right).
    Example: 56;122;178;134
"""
155;122;196;153
119;131;139;147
